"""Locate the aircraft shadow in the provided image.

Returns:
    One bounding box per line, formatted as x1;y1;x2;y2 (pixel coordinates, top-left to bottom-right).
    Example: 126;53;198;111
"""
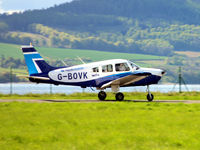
41;99;152;103
41;99;191;103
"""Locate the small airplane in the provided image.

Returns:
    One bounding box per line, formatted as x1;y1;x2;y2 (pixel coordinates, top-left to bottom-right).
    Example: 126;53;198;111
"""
21;44;166;101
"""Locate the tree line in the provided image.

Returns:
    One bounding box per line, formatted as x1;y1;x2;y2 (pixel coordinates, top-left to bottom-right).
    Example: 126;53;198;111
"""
1;22;200;56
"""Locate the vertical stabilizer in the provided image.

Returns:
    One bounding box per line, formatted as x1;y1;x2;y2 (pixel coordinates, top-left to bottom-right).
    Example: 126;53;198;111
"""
21;45;54;75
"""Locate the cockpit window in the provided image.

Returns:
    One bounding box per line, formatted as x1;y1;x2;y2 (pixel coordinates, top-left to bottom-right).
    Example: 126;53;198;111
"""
115;63;130;72
130;62;140;70
92;67;99;72
102;64;113;72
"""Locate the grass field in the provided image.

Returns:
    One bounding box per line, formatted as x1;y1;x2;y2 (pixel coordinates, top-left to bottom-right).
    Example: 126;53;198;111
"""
0;42;166;61
0;92;200;100
0;42;166;75
0;102;200;149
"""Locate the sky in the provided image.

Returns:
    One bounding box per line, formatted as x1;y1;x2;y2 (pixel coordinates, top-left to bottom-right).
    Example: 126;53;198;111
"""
0;0;73;13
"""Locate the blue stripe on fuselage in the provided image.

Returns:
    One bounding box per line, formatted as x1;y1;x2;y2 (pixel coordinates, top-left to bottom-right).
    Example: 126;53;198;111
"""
29;72;161;88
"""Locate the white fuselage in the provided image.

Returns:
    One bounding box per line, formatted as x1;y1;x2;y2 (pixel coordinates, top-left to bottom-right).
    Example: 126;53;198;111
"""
48;59;164;85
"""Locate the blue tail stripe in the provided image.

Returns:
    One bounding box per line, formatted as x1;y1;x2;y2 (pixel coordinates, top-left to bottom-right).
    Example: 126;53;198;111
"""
24;54;42;75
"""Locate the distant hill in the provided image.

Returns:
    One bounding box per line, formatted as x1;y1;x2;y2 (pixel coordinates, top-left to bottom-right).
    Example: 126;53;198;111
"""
51;0;200;24
2;0;200;31
0;0;200;56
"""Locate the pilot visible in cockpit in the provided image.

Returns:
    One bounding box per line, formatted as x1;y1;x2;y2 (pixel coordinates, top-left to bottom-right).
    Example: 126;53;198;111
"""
116;63;126;71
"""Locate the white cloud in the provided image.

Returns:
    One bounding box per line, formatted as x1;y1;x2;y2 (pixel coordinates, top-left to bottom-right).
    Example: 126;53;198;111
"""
0;0;73;14
1;0;73;11
0;0;21;14
0;0;4;13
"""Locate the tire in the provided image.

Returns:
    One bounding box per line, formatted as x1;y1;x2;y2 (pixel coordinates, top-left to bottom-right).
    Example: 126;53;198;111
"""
147;93;154;101
116;92;124;101
98;91;107;101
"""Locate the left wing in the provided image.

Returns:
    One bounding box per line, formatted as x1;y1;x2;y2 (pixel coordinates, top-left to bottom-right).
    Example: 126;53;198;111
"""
101;72;151;89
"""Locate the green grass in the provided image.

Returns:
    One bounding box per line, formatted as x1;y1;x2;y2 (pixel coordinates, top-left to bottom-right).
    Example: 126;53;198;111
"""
0;42;166;61
0;43;22;59
0;92;200;100
0;102;200;149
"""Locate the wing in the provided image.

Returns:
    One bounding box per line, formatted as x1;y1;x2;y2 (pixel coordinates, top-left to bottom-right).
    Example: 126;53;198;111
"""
101;71;151;89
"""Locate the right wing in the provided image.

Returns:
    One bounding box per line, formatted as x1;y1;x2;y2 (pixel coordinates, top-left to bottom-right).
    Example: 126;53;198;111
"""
101;71;151;89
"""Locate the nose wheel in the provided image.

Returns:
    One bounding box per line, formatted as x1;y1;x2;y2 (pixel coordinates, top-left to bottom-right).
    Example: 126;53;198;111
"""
147;85;154;101
147;93;154;101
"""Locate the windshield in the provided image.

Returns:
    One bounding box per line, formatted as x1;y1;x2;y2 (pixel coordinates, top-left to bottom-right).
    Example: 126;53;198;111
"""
115;63;130;72
129;61;140;70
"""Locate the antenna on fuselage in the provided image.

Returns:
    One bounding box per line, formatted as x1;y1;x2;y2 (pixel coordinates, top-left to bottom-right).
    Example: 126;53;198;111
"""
60;59;67;66
77;56;85;64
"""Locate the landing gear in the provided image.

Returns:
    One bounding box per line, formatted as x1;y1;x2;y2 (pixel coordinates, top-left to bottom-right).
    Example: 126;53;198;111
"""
147;93;154;101
97;85;154;101
115;92;124;101
98;91;107;101
111;85;124;101
146;85;154;101
97;90;125;101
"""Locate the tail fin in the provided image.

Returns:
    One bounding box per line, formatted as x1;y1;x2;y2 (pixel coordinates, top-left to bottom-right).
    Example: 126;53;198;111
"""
21;45;55;75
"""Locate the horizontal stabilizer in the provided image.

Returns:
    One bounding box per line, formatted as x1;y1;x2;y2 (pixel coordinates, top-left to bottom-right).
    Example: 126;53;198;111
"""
18;75;50;81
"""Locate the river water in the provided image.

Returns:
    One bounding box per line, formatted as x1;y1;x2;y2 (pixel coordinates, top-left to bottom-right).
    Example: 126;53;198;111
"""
0;83;199;94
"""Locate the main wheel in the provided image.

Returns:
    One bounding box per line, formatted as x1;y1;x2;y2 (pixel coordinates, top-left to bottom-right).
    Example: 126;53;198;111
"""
147;93;154;101
98;91;107;101
116;92;124;101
